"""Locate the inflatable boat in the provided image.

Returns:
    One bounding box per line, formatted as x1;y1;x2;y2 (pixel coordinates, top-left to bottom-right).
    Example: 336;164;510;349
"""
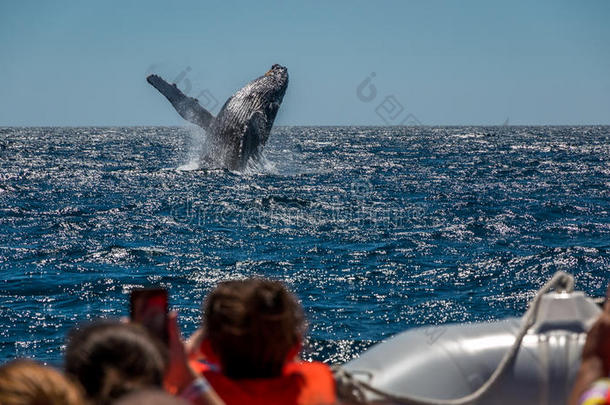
334;272;602;405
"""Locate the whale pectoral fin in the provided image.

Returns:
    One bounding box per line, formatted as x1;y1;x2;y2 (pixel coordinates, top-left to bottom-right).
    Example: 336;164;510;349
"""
239;112;267;167
146;74;214;130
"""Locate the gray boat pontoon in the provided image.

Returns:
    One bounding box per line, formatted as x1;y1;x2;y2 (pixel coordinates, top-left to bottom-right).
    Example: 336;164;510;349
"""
334;272;601;405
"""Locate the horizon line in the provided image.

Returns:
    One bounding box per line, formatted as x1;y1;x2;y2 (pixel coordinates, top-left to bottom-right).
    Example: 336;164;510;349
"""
1;123;610;128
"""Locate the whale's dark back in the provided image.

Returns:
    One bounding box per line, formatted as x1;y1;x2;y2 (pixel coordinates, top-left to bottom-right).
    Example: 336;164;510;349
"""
146;64;288;170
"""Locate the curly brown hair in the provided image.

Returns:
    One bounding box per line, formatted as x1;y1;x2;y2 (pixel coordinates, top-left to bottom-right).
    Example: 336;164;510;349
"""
203;278;305;379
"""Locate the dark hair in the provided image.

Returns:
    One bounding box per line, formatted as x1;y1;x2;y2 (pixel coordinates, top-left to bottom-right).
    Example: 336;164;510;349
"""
64;320;167;405
113;389;189;405
203;278;305;379
0;359;85;405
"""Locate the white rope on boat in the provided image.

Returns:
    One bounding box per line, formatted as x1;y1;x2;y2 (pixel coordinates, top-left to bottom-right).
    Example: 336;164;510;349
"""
333;271;576;405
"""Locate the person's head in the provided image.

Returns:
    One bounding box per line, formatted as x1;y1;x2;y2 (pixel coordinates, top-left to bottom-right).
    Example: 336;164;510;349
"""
65;320;167;405
0;359;84;405
203;278;305;379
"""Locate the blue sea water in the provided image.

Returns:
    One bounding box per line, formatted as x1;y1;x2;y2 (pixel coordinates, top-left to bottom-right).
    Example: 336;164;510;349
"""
0;126;609;365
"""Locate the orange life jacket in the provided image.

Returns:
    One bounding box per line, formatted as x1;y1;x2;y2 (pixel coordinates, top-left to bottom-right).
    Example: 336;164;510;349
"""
190;360;336;405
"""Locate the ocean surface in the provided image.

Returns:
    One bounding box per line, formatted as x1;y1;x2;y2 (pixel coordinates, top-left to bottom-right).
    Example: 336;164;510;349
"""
1;126;609;365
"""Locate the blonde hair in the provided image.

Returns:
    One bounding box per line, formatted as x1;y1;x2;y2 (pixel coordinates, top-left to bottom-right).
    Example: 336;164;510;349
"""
0;359;84;405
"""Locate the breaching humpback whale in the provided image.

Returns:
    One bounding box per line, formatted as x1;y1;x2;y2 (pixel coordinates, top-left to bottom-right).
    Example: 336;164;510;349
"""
147;64;288;170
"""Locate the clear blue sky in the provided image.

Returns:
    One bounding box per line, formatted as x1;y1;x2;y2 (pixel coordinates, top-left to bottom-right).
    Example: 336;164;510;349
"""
1;0;609;126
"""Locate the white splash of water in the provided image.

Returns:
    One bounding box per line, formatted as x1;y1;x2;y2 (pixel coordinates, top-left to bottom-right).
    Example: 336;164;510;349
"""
176;126;278;175
240;153;278;175
176;126;206;171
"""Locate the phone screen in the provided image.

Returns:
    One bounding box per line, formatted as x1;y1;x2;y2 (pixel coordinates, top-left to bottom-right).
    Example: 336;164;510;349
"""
130;288;168;345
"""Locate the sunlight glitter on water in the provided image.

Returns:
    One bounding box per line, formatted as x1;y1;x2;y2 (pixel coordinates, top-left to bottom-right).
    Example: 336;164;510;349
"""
0;125;609;364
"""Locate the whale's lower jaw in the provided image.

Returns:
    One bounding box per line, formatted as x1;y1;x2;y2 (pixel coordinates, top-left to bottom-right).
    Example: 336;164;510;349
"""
206;133;254;171
195;115;268;171
209;107;274;170
206;130;266;171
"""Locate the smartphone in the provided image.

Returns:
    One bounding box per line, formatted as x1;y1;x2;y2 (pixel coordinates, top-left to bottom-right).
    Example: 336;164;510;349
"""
130;288;168;345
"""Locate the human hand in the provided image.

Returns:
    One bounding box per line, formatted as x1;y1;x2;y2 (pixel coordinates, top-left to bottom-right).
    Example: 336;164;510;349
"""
185;327;205;360
164;311;197;394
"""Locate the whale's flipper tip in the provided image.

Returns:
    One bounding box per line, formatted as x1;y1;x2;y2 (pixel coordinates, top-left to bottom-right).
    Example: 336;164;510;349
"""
146;74;176;98
146;74;162;86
